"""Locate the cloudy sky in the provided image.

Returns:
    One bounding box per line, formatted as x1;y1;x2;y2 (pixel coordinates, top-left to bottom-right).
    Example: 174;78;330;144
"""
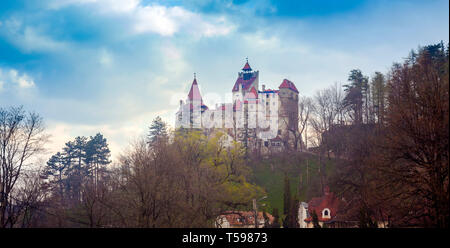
0;0;448;160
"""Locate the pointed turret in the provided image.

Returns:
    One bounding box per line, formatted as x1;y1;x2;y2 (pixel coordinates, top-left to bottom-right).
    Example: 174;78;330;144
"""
188;74;203;101
242;62;252;71
232;58;259;92
187;73;208;111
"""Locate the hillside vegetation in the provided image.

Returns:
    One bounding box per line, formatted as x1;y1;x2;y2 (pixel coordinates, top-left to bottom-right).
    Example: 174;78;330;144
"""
249;152;338;215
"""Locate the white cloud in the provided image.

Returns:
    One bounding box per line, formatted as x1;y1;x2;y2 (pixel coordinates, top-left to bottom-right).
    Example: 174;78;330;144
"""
47;0;139;13
45;106;174;160
46;0;235;37
133;5;182;36
0;67;35;90
99;48;114;67
0;18;69;53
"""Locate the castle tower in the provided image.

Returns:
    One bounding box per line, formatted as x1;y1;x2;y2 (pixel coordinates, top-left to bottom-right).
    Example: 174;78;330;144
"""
187;74;203;105
277;79;299;147
232;59;259;104
176;74;208;129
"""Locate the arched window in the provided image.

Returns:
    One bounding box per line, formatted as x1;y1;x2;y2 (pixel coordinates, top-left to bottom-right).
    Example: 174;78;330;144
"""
322;208;331;218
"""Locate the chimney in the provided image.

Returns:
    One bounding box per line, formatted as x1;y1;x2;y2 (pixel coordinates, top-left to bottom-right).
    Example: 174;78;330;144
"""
262;84;266;91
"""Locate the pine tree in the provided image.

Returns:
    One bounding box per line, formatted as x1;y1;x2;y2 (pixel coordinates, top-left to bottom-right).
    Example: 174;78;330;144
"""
148;116;168;145
45;152;68;200
283;173;291;216
289;197;300;228
271;208;281;228
62;137;88;202
344;69;369;125
84;133;111;188
370;72;386;125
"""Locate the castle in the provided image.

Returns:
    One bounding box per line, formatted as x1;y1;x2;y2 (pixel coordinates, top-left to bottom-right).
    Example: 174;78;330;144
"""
176;60;300;154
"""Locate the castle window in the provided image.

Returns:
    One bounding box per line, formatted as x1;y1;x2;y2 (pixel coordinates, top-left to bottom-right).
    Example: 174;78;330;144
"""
278;130;281;135
322;208;331;218
266;94;269;98
264;141;269;147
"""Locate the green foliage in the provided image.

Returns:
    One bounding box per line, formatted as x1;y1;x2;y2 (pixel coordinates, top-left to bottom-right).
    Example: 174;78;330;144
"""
148;116;168;145
84;133;111;168
250;154;336;215
370;72;386;124
44;133;111;203
271;208;281;228
111;130;266;227
344;69;369;124
283;173;291;216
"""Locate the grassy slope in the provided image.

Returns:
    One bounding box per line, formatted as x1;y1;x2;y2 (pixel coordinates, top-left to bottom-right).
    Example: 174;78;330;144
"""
249;152;337;215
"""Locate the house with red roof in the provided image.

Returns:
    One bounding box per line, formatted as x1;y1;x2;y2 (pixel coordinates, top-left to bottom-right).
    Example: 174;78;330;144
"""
303;186;344;228
215;211;274;228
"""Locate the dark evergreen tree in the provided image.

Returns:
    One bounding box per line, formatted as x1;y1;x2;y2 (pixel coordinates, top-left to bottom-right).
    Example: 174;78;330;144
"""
84;133;111;186
271;208;281;228
45;134;111;204
289;197;300;228
45;152;68;200
283;173;291;216
148;116;168;145
63;137;88;202
370;72;386;125
343;69;369;124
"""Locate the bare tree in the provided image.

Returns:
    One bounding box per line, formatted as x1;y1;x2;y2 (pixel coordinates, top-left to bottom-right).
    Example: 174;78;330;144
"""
382;44;449;227
298;96;313;151
309;88;337;193
0;106;47;228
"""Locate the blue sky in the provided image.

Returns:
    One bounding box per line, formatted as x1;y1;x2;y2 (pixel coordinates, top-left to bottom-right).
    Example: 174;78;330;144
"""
0;0;448;159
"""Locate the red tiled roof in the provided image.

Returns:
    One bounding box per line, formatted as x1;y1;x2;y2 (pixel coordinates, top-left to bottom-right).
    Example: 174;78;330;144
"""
304;189;342;223
304;216;334;222
232;75;257;92
244;86;258;100
270;136;283;142
188;78;203;101
279;79;299;93
219;211;274;226
242;62;252;71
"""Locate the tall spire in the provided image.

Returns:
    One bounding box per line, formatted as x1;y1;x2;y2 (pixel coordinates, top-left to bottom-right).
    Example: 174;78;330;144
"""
188;74;202;101
242;57;252;71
